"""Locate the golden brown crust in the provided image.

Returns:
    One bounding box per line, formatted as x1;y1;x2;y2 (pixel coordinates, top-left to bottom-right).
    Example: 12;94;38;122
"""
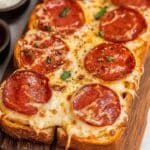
0;117;55;144
124;41;150;112
57;128;122;150
14;39;23;69
134;40;150;68
28;4;42;30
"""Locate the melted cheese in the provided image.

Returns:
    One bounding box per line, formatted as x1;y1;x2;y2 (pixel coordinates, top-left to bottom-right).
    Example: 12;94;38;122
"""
0;0;150;146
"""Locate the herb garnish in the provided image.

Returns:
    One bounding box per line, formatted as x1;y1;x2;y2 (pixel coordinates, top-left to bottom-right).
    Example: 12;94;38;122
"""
106;56;114;62
95;6;107;20
60;70;71;80
59;7;70;17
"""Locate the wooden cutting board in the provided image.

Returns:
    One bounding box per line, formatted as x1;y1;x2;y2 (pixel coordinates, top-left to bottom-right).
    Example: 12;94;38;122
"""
0;0;150;149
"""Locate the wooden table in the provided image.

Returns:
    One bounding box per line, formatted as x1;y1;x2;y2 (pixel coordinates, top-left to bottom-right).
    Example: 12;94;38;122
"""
0;0;149;149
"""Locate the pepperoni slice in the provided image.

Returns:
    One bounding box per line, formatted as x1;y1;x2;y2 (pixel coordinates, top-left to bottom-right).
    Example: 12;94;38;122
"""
3;71;51;115
36;0;85;34
84;43;135;81
72;84;121;127
100;7;147;42
111;0;150;8
19;30;69;74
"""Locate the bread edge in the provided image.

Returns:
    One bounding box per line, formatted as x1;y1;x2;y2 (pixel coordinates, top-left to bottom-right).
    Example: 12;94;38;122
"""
28;4;42;30
0;116;55;144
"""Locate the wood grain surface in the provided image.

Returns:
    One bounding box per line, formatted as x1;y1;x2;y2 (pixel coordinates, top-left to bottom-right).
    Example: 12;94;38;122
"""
0;0;150;150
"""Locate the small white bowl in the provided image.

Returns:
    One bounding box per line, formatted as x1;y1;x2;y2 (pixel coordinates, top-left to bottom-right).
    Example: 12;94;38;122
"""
0;0;28;12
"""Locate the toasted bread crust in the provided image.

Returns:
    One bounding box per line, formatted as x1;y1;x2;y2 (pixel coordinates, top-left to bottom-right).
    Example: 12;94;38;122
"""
0;117;55;144
57;128;122;150
28;4;42;30
14;39;22;69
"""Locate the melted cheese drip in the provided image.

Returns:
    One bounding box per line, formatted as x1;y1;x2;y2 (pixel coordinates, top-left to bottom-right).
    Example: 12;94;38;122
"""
65;133;72;150
0;0;150;145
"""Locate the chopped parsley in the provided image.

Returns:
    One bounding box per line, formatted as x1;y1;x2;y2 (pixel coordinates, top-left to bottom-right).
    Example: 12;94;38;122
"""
106;56;114;62
95;6;107;20
96;31;104;37
59;7;70;17
45;56;51;64
61;70;71;80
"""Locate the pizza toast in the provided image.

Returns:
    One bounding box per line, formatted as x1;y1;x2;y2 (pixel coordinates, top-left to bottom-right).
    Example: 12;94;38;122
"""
0;0;150;149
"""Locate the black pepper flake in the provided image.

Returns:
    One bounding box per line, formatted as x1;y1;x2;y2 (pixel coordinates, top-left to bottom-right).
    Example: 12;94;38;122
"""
96;31;104;37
